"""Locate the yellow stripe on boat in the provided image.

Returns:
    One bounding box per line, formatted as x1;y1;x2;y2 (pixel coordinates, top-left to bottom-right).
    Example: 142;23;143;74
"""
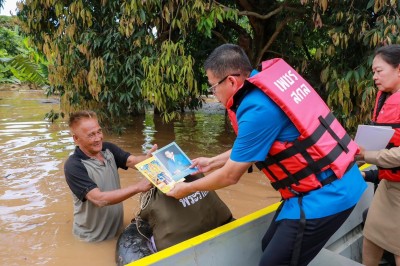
359;163;371;171
128;202;281;265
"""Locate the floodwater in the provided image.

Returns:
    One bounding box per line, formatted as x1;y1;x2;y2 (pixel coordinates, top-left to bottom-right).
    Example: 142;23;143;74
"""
0;90;280;266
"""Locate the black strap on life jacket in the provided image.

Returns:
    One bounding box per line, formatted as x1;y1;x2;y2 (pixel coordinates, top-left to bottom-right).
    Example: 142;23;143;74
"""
372;89;400;172
371;121;400;128
374;92;388;120
230;82;257;174
290;195;306;266
287;158;352;266
378;165;400;173
255;112;353;191
229;81;256;114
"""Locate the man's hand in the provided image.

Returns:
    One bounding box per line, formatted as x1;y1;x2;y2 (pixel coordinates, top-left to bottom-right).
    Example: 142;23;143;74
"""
166;182;192;199
127;144;158;168
135;178;153;193
86;178;153;207
190;157;213;174
146;144;158;158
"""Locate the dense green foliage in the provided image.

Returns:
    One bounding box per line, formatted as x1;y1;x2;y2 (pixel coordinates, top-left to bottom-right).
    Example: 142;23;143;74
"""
311;0;400;130
0;16;47;87
15;0;400;132
15;1;147;124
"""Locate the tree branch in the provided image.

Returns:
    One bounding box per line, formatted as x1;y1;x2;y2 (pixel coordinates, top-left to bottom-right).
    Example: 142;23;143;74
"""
238;6;283;20
392;5;400;18
223;20;252;39
211;30;229;43
255;16;292;65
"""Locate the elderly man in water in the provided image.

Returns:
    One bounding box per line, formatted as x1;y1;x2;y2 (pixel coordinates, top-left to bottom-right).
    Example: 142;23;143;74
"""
64;110;156;242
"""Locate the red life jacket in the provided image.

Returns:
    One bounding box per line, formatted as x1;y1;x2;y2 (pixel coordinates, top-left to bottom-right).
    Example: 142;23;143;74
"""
226;58;357;199
372;90;400;181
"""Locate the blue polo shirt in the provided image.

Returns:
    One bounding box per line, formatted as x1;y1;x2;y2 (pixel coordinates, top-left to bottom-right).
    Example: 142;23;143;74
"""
230;72;367;220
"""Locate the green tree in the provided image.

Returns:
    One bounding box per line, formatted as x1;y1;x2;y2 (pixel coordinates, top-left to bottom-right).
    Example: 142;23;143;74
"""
16;1;145;125
0;15;48;87
313;0;400;131
17;0;400;132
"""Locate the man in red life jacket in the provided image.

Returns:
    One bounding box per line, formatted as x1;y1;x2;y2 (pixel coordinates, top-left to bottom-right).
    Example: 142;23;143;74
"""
167;44;367;266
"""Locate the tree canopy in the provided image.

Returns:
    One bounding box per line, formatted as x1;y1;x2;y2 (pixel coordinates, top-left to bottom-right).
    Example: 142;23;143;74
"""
15;0;400;132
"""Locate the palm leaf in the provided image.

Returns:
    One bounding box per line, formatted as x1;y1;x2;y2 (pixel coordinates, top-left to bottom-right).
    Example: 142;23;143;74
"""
1;55;47;86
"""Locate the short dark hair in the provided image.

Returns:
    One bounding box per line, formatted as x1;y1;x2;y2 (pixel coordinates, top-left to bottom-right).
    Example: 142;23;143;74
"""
374;44;400;68
68;110;97;128
204;44;253;78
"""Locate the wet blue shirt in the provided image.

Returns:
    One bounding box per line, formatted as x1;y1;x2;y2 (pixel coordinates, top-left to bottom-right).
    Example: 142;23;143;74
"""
230;71;367;220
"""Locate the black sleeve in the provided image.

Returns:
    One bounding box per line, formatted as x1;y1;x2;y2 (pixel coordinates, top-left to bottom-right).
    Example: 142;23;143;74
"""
64;155;97;202
363;169;380;185
103;142;131;170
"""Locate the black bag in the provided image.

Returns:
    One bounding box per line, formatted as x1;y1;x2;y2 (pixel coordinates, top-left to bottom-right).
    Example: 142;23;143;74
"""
115;217;155;266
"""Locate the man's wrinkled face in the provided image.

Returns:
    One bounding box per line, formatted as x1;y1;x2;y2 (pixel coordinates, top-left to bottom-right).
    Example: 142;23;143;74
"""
71;118;103;156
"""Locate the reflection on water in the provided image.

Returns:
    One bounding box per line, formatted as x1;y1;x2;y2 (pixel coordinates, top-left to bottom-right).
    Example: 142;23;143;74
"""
0;90;71;265
0;90;279;265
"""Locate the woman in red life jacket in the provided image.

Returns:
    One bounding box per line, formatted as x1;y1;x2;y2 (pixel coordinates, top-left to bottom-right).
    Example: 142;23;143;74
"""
358;44;400;266
167;44;367;266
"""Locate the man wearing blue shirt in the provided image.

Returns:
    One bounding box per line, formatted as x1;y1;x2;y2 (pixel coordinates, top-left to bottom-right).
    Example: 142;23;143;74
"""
167;44;367;266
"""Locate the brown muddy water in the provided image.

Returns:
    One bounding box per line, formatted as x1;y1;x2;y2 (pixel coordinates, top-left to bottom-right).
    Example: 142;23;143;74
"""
0;90;280;266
